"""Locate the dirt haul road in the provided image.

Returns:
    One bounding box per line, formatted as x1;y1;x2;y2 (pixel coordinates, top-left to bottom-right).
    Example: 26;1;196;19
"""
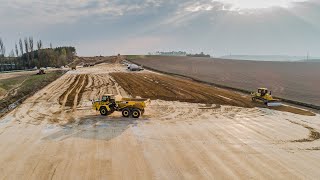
0;63;320;179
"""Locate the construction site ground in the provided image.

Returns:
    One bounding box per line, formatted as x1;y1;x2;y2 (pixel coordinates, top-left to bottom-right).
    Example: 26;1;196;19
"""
0;63;320;179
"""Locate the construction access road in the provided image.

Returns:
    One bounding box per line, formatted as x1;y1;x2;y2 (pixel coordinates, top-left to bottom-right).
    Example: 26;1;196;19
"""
0;63;320;179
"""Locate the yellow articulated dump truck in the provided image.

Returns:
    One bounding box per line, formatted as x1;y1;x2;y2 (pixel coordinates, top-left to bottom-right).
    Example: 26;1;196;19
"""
92;94;150;118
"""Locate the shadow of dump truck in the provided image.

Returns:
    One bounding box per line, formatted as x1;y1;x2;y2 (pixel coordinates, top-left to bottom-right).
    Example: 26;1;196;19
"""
42;115;148;141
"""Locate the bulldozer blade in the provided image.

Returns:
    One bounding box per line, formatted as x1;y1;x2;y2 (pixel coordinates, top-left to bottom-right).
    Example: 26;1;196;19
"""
267;102;282;107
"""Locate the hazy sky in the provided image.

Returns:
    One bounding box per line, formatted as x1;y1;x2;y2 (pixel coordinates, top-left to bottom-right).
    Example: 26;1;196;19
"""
0;0;319;56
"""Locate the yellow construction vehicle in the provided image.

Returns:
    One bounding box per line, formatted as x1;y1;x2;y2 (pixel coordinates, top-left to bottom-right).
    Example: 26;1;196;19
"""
251;88;282;107
92;94;150;118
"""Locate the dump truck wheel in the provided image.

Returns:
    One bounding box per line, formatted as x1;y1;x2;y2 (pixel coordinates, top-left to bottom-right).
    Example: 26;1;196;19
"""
122;108;130;118
252;97;256;102
100;107;108;116
132;109;141;118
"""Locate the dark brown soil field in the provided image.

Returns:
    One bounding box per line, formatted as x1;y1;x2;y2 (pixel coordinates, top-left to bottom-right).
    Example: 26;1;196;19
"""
130;56;320;107
110;72;315;116
70;56;121;67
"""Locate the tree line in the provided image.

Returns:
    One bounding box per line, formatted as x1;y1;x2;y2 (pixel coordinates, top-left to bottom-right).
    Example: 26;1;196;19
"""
148;51;211;57
0;37;76;72
187;52;211;58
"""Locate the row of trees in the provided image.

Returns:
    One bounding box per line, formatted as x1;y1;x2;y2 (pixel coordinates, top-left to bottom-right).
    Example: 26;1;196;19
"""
187;52;211;58
148;51;211;57
0;37;76;72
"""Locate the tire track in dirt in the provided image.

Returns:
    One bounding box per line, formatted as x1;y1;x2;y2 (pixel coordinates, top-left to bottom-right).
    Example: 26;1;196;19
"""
46;75;75;102
287;120;320;143
192;122;276;178
64;74;88;109
218;122;303;178
59;75;80;106
13;74;74;124
76;75;89;107
145;101;265;124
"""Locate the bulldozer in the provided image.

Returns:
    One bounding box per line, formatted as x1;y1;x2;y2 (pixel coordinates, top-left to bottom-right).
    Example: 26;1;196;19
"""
251;88;282;107
92;94;150;118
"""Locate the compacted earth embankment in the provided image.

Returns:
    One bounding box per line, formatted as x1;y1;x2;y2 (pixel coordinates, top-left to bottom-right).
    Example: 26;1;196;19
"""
110;72;315;116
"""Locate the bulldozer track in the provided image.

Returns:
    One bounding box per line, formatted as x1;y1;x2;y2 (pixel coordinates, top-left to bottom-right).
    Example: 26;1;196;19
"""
287;120;320;143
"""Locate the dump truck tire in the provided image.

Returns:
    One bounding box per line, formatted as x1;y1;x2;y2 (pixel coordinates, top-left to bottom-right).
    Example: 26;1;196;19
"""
132;109;141;118
100;107;108;116
122;108;130;118
252;97;256;102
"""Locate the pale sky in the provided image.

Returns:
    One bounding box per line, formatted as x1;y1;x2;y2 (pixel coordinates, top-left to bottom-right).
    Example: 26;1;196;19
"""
0;0;319;56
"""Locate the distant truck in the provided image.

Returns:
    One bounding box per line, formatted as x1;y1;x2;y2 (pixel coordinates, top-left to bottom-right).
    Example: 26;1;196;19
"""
127;64;144;71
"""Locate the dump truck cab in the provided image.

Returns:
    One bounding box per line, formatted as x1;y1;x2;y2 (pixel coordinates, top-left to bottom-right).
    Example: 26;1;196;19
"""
257;88;269;97
251;88;281;106
101;94;116;103
92;94;117;115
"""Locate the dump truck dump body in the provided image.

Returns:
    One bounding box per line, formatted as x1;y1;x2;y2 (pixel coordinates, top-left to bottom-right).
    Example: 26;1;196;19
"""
116;98;150;110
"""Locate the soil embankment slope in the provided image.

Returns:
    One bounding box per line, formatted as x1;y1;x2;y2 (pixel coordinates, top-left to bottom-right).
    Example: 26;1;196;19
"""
111;72;314;116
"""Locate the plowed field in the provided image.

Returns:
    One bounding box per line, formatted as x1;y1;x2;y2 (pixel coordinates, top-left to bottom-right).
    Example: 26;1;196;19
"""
130;56;320;106
110;72;314;116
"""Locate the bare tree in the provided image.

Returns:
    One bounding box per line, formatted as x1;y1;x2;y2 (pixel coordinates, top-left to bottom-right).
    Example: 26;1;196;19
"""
37;40;42;68
15;43;19;57
19;38;24;68
29;37;34;67
24;38;30;68
0;38;6;71
15;43;19;69
9;50;15;70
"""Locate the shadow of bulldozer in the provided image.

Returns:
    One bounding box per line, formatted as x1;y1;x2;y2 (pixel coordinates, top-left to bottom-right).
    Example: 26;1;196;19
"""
42;115;148;141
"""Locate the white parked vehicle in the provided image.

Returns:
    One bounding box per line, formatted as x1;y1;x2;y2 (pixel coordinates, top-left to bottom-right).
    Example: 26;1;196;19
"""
127;64;144;71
